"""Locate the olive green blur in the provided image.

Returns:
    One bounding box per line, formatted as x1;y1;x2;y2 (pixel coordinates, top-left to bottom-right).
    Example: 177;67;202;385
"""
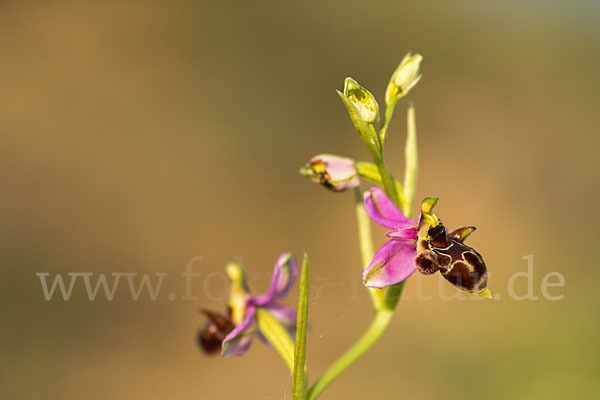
1;1;599;399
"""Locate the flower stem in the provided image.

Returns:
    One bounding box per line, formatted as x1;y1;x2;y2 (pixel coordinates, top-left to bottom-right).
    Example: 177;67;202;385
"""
379;96;399;145
355;161;404;195
383;281;405;310
306;310;394;400
255;308;295;372
373;154;403;210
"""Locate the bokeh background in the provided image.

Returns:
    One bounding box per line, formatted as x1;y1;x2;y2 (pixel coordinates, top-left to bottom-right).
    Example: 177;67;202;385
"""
2;1;599;399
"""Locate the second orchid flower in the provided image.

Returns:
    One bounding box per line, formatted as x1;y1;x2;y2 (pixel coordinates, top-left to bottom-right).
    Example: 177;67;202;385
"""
198;253;299;356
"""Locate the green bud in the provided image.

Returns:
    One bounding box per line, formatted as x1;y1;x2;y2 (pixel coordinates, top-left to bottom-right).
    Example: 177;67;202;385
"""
343;77;379;123
385;53;423;104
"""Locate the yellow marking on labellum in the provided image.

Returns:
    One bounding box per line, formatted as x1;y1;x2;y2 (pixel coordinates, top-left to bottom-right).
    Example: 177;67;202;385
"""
477;288;492;299
464;258;475;273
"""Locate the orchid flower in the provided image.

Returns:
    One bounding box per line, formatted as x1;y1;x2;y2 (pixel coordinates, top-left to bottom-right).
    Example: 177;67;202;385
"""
362;186;491;298
221;253;298;356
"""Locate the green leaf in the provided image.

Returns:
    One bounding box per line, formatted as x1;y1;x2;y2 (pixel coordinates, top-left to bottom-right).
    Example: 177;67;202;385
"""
255;308;295;371
292;254;310;400
355;161;382;184
403;103;418;218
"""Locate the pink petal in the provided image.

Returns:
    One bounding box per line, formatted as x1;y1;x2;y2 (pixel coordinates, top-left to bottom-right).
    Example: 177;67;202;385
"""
364;187;416;230
221;306;256;357
266;304;297;327
386;227;418;240
254;253;297;306
362;239;417;288
313;155;355;180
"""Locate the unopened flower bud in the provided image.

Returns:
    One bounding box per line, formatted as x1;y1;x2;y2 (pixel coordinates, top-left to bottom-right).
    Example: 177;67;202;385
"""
385;53;423;104
343;78;379;123
300;154;360;192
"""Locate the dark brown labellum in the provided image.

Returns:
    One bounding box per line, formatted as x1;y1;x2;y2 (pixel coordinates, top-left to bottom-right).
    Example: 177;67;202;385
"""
417;221;488;293
436;243;488;293
198;310;234;355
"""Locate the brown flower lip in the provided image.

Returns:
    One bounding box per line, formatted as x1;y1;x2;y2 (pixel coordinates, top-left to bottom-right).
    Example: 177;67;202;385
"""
198;310;234;355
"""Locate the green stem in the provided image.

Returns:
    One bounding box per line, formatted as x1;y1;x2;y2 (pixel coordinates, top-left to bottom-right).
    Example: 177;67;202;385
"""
368;120;402;210
383;281;405;311
368;123;383;155
306;310;394;400
292;255;310;400
379;97;399;145
354;187;384;310
256;308;295;372
374;154;402;209
355;161;404;196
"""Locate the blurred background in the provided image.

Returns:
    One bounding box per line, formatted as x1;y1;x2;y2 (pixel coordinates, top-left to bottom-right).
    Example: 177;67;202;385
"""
1;0;599;398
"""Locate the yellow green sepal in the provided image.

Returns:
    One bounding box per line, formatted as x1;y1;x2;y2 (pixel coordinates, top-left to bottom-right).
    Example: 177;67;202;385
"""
225;262;250;325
